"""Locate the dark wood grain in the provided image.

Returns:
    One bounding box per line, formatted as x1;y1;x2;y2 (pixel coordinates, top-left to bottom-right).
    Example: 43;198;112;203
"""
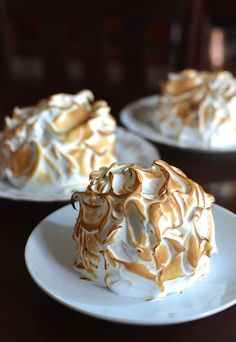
0;143;236;342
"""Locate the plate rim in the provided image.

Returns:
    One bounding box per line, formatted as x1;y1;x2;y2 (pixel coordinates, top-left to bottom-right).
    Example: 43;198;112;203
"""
120;95;236;154
25;203;236;325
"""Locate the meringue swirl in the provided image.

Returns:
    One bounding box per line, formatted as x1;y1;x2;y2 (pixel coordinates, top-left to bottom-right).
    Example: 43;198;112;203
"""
0;90;116;193
72;160;217;300
153;69;236;147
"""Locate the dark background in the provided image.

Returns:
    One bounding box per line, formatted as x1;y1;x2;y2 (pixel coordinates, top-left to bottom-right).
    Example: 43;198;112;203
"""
1;0;236;126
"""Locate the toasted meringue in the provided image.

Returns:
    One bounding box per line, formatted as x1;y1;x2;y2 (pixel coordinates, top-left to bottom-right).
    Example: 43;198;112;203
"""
72;160;217;300
152;69;236;147
0;90;116;193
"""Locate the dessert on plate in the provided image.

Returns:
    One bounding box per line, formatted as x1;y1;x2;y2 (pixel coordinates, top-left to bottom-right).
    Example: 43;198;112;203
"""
72;160;217;300
151;69;236;148
0;90;116;194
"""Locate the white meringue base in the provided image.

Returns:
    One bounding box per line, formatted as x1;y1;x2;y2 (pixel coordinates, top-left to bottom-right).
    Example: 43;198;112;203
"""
75;255;211;301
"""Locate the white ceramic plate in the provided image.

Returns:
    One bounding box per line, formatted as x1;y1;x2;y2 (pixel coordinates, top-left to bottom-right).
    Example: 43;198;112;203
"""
0;127;159;202
120;95;236;154
25;203;236;325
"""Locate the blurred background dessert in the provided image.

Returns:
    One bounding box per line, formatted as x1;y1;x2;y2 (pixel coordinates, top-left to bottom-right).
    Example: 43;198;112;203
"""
150;69;236;148
0;90;116;194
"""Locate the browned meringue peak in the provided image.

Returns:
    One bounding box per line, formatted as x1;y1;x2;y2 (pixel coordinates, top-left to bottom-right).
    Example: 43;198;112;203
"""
0;90;116;191
72;160;216;296
159;69;236;122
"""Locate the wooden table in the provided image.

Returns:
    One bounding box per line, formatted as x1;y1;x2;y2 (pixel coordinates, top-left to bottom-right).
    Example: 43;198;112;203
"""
1;141;236;342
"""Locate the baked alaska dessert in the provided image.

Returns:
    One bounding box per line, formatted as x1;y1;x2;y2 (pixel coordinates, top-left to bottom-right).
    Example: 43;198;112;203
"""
0;90;116;194
72;160;217;300
151;69;236;148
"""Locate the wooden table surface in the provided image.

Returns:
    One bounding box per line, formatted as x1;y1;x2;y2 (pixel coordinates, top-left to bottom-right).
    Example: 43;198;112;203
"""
1;140;236;342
